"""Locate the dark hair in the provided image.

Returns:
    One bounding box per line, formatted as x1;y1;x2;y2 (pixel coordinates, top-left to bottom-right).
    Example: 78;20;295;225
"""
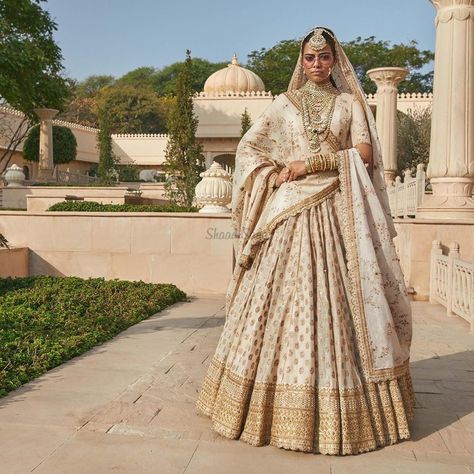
302;27;337;58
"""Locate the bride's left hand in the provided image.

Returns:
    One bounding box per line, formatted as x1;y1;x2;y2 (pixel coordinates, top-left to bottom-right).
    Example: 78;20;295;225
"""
287;160;307;182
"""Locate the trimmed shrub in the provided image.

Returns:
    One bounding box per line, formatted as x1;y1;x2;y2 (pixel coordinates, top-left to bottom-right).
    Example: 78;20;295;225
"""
47;201;198;212
23;124;77;164
0;276;187;396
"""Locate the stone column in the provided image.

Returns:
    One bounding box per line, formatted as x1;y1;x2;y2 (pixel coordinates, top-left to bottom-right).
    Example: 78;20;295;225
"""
418;0;474;219
34;108;58;181
367;67;408;184
205;151;213;169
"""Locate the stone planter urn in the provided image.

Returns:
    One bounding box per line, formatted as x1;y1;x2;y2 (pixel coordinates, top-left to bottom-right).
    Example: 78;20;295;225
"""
4;164;25;187
195;161;232;213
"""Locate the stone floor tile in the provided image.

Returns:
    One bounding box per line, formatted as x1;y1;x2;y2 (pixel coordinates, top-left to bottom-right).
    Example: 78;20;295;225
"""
0;422;77;473
32;430;199;474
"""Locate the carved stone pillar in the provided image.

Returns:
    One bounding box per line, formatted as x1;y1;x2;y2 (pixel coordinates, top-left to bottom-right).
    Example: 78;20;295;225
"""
34;108;58;181
418;0;474;219
367;67;408;184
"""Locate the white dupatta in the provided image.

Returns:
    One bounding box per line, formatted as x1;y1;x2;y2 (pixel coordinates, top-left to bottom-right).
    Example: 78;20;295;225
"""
227;28;412;385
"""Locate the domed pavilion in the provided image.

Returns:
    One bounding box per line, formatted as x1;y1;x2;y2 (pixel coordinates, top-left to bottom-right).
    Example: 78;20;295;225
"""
194;54;273;172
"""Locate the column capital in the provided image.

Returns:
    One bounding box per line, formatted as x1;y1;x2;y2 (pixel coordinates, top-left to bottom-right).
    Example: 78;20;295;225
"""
367;67;408;89
430;0;474;23
33;108;59;121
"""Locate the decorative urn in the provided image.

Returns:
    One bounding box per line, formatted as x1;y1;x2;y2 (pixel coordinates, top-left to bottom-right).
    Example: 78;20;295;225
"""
5;164;25;187
195;161;232;213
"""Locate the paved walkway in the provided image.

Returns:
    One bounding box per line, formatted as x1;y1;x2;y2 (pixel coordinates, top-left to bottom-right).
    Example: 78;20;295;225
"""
1;296;473;474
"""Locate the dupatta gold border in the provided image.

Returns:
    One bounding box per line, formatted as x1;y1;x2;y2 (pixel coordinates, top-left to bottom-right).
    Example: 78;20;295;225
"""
337;150;410;383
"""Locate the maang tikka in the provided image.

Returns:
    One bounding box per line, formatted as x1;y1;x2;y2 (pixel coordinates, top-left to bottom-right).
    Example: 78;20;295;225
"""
308;28;327;52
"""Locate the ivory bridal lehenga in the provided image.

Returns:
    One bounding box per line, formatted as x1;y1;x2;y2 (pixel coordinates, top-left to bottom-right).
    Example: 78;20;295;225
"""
195;27;415;456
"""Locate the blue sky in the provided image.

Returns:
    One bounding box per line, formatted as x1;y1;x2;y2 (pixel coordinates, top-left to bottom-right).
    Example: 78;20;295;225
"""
45;0;437;81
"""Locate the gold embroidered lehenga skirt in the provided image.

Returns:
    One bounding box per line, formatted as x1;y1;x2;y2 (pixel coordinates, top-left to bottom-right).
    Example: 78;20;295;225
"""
195;192;415;455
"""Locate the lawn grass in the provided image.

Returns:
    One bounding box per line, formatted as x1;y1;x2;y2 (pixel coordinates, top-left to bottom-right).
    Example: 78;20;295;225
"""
0;275;187;397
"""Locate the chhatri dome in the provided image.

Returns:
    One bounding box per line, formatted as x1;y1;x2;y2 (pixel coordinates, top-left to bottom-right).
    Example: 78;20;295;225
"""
203;54;266;94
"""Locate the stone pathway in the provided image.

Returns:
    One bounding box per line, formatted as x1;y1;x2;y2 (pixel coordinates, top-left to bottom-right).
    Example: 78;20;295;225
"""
1;296;473;473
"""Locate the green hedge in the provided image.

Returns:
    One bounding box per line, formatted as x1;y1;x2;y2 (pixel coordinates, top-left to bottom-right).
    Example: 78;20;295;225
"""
47;201;198;212
0;276;187;397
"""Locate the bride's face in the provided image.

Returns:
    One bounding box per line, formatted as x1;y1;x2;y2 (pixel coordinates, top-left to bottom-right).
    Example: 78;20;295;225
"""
302;43;335;84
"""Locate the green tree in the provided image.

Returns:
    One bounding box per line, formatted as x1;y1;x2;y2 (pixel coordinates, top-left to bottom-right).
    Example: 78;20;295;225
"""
152;58;227;96
116;67;156;88
96;84;167;133
247;39;300;94
342;37;434;94
97;110;117;183
75;75;115;98
397;107;431;175
0;0;69;116
58;96;99;128
0;0;69;173
240;108;252;137
23;124;77;164
163;50;205;207
246;37;434;95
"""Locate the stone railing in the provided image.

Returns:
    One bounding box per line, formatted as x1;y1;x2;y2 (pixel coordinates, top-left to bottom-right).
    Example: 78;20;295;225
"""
112;133;168;139
430;241;474;332
55;169;98;185
387;164;426;218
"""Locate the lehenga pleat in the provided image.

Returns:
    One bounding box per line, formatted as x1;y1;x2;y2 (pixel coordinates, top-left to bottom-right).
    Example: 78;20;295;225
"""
196;195;415;455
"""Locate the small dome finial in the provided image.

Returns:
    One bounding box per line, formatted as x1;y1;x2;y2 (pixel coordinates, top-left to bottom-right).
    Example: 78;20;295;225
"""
231;53;238;66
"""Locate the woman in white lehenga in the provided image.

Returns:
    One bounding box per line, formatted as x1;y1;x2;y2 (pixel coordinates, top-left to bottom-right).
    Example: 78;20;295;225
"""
196;27;415;456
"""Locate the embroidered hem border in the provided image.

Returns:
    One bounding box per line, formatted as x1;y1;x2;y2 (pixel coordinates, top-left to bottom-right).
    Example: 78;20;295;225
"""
196;357;415;456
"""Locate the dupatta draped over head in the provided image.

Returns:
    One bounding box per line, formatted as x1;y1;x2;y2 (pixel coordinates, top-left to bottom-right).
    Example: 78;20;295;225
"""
227;27;412;386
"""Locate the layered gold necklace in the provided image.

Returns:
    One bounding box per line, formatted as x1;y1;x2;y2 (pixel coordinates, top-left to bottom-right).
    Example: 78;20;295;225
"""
300;79;339;153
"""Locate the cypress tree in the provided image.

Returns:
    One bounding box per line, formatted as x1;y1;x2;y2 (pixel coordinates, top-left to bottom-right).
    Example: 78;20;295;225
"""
163;50;205;207
97;109;117;183
240;108;252;138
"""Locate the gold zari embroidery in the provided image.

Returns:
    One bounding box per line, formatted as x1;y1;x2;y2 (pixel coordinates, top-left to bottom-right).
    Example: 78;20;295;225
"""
196;358;415;456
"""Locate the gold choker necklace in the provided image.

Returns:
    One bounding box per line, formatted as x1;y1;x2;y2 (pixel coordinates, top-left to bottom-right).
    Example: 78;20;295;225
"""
300;79;339;153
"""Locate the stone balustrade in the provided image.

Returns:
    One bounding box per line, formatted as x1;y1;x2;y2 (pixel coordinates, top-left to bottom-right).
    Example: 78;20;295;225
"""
387;164;426;218
430;240;474;332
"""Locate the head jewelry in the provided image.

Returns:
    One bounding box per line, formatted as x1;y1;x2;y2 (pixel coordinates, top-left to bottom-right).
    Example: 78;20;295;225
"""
308;28;327;52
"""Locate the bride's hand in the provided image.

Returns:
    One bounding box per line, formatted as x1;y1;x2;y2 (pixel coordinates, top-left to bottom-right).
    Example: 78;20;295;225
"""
287;160;307;182
275;167;291;187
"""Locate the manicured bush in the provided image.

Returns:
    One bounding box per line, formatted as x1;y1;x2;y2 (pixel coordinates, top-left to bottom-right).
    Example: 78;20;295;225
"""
0;275;187;397
47;201;198;212
23;124;77;164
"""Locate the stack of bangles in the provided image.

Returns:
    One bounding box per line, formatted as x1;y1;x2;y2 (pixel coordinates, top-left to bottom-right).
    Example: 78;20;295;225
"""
305;152;339;174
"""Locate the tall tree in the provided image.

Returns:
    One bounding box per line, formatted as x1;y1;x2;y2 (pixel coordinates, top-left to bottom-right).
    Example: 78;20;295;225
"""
96;84;168;134
75;75;115;98
97;109;117;183
116;67;156;88
163;50;205;207
240;108;252;138
0;0;69;172
397;107;431;175
342;37;434;94
152;58;227;96
247;37;434;95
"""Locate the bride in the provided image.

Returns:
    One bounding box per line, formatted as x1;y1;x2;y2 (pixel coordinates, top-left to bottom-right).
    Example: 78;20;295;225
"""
196;26;415;456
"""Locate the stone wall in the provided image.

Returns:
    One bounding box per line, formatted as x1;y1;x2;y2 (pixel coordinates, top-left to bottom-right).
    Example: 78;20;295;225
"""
0;212;233;294
0;247;28;278
394;219;474;300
